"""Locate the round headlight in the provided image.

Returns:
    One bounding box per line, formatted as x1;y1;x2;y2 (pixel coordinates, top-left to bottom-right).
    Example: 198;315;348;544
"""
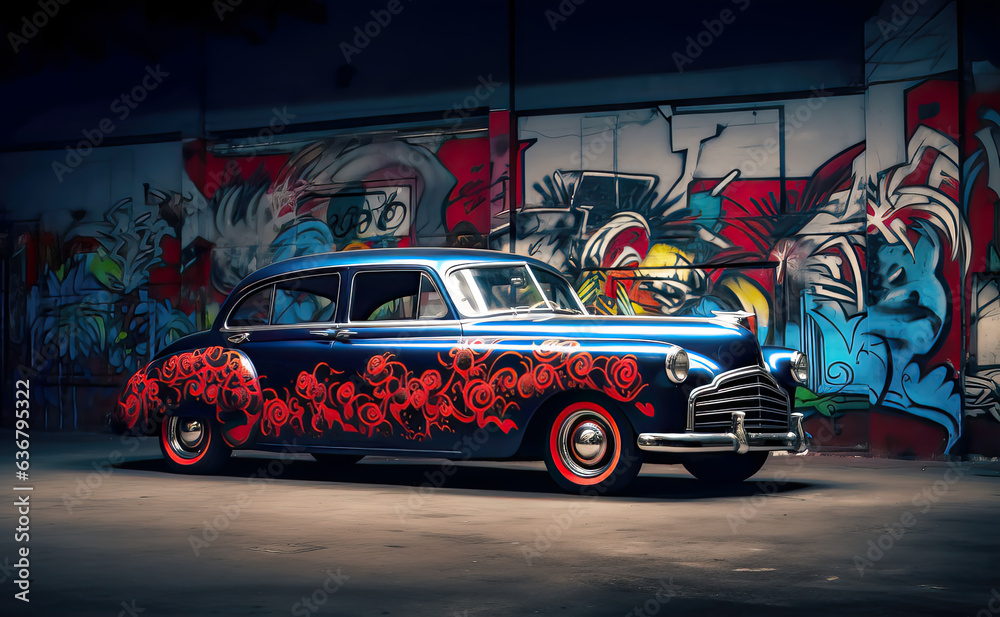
791;351;808;383
665;347;689;384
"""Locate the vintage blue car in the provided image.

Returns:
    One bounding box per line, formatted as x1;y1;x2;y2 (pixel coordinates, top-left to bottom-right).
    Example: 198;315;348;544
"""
114;248;808;494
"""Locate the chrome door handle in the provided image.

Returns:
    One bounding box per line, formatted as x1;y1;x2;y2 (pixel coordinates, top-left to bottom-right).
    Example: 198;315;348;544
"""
309;330;333;337
227;332;250;344
334;329;357;342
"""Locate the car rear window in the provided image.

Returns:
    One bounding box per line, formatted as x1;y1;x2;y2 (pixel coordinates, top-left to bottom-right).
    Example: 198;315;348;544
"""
227;272;341;327
272;273;341;325
228;286;273;327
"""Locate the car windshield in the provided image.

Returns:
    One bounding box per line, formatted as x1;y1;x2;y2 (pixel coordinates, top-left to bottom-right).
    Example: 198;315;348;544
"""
445;264;587;317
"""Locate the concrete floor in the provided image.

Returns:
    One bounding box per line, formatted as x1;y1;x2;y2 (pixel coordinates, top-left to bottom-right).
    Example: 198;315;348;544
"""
1;430;999;616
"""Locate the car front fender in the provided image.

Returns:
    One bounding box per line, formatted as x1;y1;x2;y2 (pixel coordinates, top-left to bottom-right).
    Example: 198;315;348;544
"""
761;346;806;392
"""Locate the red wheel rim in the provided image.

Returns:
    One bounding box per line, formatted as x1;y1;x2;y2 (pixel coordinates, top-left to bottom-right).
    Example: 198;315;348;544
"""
549;402;622;486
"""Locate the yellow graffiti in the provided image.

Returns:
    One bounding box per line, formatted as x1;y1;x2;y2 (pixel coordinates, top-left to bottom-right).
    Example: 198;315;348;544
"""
719;275;770;329
638;243;695;277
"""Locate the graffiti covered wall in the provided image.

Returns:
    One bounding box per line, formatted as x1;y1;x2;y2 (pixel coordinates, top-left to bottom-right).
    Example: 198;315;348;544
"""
503;95;876;452
499;0;998;458
178;128;494;327
6;125;495;429
4;0;999;458
963;33;1000;455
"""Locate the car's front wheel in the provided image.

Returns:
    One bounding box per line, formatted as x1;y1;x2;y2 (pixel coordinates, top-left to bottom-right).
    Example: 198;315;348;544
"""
160;415;232;474
682;451;770;483
544;400;642;495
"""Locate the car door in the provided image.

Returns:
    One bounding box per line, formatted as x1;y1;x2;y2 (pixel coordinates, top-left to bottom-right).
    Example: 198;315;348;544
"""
225;265;469;455
322;266;467;454
221;269;357;447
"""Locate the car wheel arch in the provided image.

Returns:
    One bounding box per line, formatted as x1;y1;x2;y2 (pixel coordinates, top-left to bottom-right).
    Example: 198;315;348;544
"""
516;390;634;460
537;391;644;494
154;403;217;431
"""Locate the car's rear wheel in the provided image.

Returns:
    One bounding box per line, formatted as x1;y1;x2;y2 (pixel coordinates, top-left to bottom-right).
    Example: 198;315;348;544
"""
311;453;364;468
682;451;770;483
544;400;641;495
160;415;232;474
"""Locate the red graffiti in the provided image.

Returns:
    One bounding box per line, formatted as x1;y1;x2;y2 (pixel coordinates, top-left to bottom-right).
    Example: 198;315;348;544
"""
260;339;649;441
118;341;651;446
636;402;655;417
116;347;263;447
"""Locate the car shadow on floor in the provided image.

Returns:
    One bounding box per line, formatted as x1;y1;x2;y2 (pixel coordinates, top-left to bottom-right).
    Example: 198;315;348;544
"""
116;455;823;500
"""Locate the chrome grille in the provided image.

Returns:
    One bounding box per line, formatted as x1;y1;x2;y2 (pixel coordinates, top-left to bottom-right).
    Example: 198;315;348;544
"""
688;368;790;432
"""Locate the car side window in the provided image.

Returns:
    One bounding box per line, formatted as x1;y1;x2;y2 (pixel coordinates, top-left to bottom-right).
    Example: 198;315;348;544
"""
229;286;273;327
417;273;447;319
532;268;580;309
272;273;341;325
351;270;448;322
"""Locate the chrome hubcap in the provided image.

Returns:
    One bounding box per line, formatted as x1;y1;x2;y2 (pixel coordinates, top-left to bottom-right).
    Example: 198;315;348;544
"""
179;420;203;448
571;421;606;463
167;417;206;459
557;410;615;478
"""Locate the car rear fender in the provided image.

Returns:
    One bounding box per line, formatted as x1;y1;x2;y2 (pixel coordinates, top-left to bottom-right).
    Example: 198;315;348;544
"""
114;346;264;445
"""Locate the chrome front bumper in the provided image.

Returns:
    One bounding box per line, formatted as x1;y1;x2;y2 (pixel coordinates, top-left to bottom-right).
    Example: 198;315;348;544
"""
637;411;807;454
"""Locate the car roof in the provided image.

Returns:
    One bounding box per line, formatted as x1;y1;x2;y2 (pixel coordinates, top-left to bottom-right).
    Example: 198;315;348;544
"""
229;247;557;296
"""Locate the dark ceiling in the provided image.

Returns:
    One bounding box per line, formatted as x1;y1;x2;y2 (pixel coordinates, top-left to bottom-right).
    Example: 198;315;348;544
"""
0;0;882;86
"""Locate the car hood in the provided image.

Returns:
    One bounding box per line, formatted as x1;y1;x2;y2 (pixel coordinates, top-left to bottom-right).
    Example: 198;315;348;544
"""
460;313;762;373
